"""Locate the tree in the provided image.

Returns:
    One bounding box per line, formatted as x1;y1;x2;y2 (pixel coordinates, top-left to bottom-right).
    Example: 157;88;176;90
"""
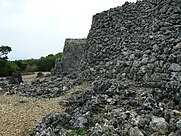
0;45;12;59
0;45;13;77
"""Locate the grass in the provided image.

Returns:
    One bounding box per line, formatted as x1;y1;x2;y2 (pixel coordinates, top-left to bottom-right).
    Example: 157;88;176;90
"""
67;128;85;136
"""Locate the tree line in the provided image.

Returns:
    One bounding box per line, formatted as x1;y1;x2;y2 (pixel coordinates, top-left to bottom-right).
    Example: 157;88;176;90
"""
0;45;63;77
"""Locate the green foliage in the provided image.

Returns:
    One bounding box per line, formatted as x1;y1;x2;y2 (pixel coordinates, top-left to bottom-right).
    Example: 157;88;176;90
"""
7;61;20;71
67;128;85;136
25;64;38;72
0;45;12;59
0;45;15;77
36;53;62;71
13;60;26;71
0;58;8;77
21;52;63;72
0;44;62;76
0;58;20;77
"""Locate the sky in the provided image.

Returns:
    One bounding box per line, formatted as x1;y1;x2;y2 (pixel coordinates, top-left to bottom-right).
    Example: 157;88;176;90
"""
0;0;136;60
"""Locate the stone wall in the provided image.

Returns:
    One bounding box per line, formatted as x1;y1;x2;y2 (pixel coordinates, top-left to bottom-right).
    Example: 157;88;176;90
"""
52;38;86;76
52;0;181;90
81;0;181;90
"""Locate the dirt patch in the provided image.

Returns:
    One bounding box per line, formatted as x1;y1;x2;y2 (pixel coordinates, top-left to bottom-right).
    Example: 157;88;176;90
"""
0;83;90;136
0;95;62;136
22;72;50;83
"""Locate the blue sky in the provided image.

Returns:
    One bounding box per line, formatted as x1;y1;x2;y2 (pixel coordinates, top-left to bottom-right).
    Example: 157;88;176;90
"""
0;0;136;60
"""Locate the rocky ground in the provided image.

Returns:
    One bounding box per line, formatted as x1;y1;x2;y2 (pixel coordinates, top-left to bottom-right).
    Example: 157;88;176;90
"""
0;73;90;136
0;95;61;136
1;75;181;136
27;78;181;136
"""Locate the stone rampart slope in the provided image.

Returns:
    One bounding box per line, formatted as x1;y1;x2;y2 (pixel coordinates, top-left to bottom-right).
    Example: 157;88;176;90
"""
52;38;86;76
81;0;181;90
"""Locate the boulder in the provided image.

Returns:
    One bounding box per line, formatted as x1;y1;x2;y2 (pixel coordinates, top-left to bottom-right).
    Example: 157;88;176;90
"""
36;72;44;78
150;116;168;134
8;72;23;84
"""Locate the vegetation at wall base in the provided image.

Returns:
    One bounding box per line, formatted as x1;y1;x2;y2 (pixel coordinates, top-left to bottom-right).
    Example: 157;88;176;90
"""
14;52;63;72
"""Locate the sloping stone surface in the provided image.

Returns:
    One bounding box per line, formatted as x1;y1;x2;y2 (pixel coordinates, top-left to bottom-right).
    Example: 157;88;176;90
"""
52;38;86;76
80;0;181;90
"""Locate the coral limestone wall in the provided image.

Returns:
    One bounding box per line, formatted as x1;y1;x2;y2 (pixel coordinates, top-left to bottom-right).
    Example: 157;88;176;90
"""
53;0;181;91
81;0;181;90
52;38;86;76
